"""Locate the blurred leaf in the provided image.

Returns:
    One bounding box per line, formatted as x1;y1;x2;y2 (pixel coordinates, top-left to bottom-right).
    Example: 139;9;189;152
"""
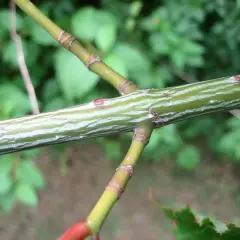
0;155;15;174
0;173;13;194
16;161;45;189
15;183;38;207
96;22;117;52
129;1;142;17
143;125;182;161
171;50;186;70
0;193;16;213
164;206;240;239
0;83;31;117
3;41;26;68
21;149;41;158
217;130;240;161
113;43;151;75
44;97;68;111
55;48;99;100
30;21;57;46
176;145;200;170
0;9;24;37
101;139;122;160
149;32;170;55
2;40;39;68
72;7;99;41
42;79;61;102
103;53;128;78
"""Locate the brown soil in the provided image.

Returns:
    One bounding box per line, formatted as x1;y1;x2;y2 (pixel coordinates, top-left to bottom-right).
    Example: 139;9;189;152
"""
0;143;240;240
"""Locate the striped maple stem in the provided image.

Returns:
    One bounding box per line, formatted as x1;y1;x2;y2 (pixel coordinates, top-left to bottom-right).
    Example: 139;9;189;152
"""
0;76;239;155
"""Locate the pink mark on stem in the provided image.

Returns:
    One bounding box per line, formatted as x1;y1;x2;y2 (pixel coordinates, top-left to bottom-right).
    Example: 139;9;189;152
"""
93;98;109;107
10;1;39;114
86;55;101;69
57;30;75;49
116;165;133;177
105;180;124;199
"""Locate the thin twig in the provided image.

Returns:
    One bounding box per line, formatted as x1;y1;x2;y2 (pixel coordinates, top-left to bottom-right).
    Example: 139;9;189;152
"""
168;64;196;83
9;1;40;114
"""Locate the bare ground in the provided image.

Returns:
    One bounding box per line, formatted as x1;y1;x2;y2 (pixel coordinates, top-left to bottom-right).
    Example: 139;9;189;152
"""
1;143;240;240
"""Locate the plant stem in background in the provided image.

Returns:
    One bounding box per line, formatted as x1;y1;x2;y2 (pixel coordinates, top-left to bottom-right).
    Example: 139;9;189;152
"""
10;0;40;114
0;76;239;155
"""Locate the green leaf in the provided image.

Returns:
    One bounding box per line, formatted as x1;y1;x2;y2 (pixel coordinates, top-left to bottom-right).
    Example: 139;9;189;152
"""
30;21;57;46
0;83;31;117
55;48;99;100
44;97;68;111
0;9;24;36
72;7;99;41
21;149;41;158
103;53;128;78
176;145;200;170
171;50;187;69
0;155;15;174
16;161;45;189
96;22;117;52
129;1;143;17
113;43;151;75
0;173;13;194
163;206;240;239
0;193;16;213
149;33;170;54
42;79;61;102
102;139;122;160
15;183;38;207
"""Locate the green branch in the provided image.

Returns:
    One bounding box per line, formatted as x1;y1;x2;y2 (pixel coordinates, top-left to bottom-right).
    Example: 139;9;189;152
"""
1;76;239;155
13;0;138;93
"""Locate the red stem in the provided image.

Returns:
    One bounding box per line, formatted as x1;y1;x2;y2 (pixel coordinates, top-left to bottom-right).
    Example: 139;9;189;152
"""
58;221;91;240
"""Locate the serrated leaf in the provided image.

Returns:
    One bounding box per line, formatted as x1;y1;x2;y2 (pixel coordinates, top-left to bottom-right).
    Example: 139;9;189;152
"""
0;173;13;194
15;183;38;207
103;53;128;77
96;23;117;52
163;206;240;239
176;145;200;170
55;48;99;100
72;7;99;41
16;161;45;189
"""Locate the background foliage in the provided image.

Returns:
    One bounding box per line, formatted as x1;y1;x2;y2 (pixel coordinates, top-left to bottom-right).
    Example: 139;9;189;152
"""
0;0;239;213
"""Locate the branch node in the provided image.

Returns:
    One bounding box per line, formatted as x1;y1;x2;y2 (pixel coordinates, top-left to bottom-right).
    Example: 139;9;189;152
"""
57;30;76;49
105;180;124;199
118;79;137;95
116;164;133;177
86;55;101;69
133;128;150;144
233;75;240;82
148;107;168;126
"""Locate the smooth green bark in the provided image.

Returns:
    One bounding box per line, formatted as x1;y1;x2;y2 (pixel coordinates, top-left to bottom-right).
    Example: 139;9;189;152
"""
0;76;239;155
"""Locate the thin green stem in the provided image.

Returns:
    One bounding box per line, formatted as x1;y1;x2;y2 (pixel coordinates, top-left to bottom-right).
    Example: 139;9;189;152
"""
13;0;137;92
86;122;152;233
0;76;239;155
